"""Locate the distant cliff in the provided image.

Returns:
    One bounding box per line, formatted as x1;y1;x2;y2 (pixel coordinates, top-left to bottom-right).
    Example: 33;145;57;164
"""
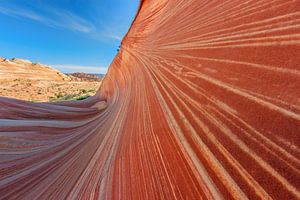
68;72;102;82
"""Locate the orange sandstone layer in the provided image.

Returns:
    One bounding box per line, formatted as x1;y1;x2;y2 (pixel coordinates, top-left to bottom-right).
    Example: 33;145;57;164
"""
0;0;299;199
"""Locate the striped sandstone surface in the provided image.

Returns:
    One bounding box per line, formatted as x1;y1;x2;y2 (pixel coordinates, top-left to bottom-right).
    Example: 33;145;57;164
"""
0;0;299;199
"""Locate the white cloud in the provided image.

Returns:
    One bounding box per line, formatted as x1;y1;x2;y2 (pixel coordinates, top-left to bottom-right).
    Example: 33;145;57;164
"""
46;10;95;33
0;3;128;42
109;35;123;41
49;64;108;74
0;6;45;21
0;5;95;33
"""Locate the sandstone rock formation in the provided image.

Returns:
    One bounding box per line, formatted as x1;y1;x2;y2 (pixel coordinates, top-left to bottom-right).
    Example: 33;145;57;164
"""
0;57;71;81
0;0;299;199
0;58;100;102
11;58;33;65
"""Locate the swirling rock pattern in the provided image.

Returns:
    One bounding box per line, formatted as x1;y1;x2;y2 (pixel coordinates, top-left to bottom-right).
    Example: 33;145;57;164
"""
0;0;299;199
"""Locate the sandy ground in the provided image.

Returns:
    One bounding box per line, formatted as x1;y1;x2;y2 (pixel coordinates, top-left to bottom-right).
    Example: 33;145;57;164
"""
0;78;101;102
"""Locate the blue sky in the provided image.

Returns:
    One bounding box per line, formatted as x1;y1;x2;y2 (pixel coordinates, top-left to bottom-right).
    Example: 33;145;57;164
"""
0;0;139;74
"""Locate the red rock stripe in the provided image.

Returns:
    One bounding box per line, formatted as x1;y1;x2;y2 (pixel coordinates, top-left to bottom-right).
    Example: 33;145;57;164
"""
0;0;299;199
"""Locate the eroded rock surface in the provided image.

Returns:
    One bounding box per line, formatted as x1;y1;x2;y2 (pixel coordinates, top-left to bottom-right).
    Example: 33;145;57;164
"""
0;0;299;199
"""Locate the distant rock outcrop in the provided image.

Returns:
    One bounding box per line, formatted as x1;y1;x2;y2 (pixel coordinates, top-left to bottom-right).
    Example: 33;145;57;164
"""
68;72;102;82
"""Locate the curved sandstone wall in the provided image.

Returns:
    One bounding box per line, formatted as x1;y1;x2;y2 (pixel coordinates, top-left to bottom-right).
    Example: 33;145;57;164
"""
0;0;299;199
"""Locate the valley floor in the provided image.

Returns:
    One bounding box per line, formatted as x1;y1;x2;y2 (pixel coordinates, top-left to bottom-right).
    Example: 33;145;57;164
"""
0;78;101;102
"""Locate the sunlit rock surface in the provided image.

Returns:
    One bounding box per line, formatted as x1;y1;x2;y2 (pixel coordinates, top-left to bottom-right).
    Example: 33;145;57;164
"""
0;0;299;199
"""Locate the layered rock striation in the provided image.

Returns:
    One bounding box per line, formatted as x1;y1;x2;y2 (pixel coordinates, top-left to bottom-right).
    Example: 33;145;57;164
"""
0;0;299;199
